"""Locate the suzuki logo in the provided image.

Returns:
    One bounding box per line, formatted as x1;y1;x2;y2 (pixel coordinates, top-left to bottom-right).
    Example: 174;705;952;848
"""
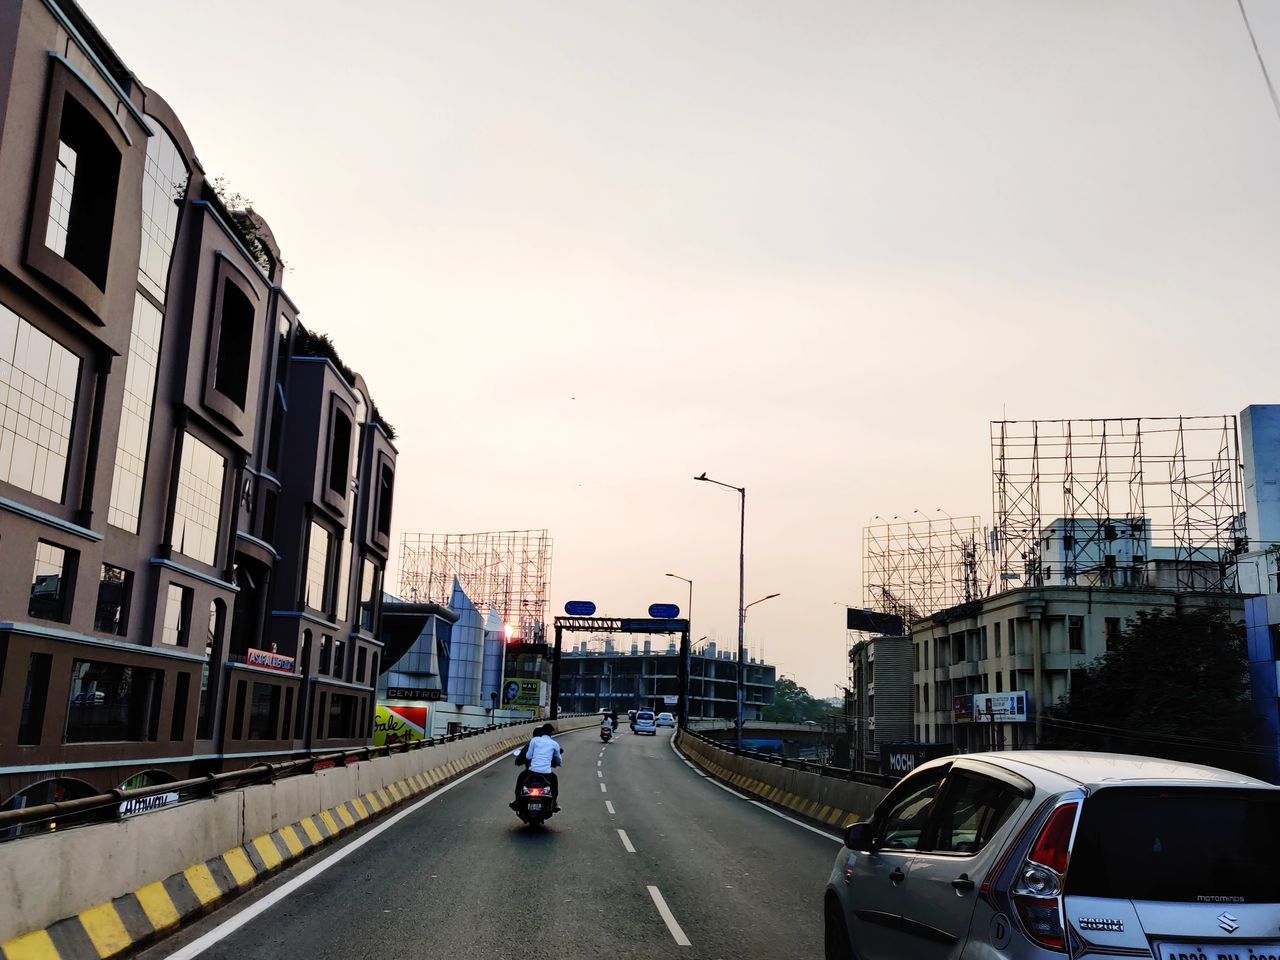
1218;912;1240;934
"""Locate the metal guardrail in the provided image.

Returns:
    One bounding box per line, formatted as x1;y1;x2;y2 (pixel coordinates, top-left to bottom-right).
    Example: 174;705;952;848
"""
682;728;895;789
0;714;592;840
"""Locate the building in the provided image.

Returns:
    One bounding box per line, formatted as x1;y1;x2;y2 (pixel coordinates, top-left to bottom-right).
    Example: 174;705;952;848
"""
557;642;776;720
846;633;911;771
910;585;1243;752
0;0;395;812
1237;405;1280;781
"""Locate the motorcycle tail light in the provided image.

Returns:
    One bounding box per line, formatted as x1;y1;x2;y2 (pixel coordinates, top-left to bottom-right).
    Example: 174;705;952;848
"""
525;787;543;796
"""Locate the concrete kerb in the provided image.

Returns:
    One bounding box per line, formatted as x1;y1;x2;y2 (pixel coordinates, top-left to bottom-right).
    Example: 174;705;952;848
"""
0;717;597;959
674;730;887;831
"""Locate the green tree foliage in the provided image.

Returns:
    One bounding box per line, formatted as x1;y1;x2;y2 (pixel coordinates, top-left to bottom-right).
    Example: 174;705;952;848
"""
763;677;837;724
1041;608;1256;774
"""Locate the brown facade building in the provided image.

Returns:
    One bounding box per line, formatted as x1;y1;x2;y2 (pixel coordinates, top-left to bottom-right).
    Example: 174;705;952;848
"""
0;0;396;812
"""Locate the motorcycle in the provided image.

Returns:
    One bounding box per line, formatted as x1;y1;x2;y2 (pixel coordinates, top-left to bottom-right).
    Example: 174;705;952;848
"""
515;772;556;827
600;724;613;742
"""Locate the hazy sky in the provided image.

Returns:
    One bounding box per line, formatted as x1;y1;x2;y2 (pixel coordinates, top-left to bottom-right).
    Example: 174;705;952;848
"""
88;1;1280;694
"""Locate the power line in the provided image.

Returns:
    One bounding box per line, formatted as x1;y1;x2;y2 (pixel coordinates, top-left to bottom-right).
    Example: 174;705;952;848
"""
1237;0;1280;127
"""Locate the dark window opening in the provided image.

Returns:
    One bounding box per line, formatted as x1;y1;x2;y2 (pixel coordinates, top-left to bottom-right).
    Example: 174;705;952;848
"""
94;564;131;635
248;683;280;740
214;280;254;410
328;411;352;495
376;464;394;537
356;647;367;685
260;488;278;546
316;692;328;739
19;653;53;744
1068;616;1084;653
328;694;356;740
370;654;379;682
1105;617;1122;652
333;639;345;680
65;659;163;742
281;687;293;741
265;394;286;474
319;634;332;675
231;680;247;740
170;672;190;741
30;541;74;622
46;96;120;289
198;600;224;740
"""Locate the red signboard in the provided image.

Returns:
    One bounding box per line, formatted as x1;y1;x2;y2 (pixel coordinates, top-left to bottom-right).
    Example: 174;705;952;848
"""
247;648;295;673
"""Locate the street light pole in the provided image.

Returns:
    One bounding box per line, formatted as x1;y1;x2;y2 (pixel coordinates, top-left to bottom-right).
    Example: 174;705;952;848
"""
695;473;747;750
664;573;693;632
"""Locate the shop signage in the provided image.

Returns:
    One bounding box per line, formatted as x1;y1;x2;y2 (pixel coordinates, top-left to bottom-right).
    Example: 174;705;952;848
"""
385;687;443;701
373;705;429;747
247;648;295;673
564;601;597;616
663;695;678;705
953;693;975;724
973;691;1029;723
502;678;543;710
880;742;953;779
118;792;179;819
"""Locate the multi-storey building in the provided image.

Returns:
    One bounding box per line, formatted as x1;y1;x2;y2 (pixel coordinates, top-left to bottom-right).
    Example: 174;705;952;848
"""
910;585;1242;753
846;633;911;771
557;642;776;720
0;0;395;812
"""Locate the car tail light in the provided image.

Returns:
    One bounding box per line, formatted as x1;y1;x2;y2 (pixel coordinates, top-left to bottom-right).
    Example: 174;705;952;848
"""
1012;800;1079;953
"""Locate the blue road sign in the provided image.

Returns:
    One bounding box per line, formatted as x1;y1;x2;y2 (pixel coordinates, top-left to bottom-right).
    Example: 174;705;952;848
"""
648;603;680;619
564;600;597;616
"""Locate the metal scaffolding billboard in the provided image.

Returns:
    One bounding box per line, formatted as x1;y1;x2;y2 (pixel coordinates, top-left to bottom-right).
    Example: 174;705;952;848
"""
861;514;993;624
991;416;1245;593
398;530;553;642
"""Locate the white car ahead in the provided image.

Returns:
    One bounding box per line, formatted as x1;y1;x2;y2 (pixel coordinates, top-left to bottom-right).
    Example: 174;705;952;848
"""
825;750;1280;960
656;712;675;727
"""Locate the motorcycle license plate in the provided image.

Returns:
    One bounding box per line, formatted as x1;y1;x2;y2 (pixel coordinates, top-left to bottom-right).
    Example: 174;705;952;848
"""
526;802;544;812
1156;945;1280;960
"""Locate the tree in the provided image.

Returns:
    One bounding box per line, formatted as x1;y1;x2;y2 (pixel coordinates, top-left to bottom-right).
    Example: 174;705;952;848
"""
1041;607;1257;774
763;677;835;724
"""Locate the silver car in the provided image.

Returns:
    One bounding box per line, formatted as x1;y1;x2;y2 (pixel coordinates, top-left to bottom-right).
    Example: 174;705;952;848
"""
825;751;1280;960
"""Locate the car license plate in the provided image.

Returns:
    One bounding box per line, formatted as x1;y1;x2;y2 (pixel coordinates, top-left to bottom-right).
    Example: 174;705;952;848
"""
1156;944;1280;960
526;802;543;812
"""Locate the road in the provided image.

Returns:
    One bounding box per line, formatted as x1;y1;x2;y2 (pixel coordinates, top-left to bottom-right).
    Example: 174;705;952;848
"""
141;727;841;960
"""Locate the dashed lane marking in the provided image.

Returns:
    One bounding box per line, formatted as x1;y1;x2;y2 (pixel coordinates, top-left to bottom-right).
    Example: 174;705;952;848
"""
600;782;607;793
617;829;636;853
605;800;615;815
647;885;691;947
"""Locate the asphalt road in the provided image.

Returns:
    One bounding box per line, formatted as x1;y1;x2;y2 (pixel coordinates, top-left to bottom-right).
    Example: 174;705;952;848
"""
140;726;840;960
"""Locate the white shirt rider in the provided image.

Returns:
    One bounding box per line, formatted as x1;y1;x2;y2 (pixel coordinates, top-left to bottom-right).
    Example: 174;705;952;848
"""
525;733;563;774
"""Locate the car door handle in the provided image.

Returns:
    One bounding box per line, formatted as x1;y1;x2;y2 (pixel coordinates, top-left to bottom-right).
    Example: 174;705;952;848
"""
951;874;974;893
889;867;905;884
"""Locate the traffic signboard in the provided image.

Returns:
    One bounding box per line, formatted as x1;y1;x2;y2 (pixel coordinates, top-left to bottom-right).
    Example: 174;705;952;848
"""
564;600;596;616
648;603;680;619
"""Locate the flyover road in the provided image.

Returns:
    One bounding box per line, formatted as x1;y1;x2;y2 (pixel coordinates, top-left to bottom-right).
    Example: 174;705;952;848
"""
140;727;841;960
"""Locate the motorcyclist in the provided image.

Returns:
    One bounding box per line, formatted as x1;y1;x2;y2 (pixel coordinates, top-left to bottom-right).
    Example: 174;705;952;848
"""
511;723;562;812
600;712;616;737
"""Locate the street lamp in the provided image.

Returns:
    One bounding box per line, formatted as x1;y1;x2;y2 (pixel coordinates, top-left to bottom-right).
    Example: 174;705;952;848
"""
664;573;693;629
743;593;781;710
694;472;747;749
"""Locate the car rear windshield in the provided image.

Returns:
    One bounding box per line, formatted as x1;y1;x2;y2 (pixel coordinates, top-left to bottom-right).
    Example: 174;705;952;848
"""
638;711;654;720
1067;787;1280;903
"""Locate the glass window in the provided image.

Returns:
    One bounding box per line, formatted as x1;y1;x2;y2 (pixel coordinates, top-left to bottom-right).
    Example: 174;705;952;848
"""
878;773;944;851
18;653;52;744
0;304;80;502
171;433;225;565
333;638;345;679
43;97;120;289
1068;616;1084;653
328;694;356;739
929;773;1023;855
29;540;72;622
214;280;254;410
65;659;163;742
197;600;223;739
328;410;351;495
319;634;331;674
161;583;190;646
304;521;330;612
247;683;280;740
334;538;352;623
108;294;164;531
356;647;367;684
1068;788;1280;903
376;463;394;537
46;140;76;256
170;672;190;741
137;122;188;301
94;564;131;635
358;558;380;631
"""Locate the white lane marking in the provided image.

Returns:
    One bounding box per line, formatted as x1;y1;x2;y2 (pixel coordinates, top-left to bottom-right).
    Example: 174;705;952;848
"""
668;732;842;843
161;747;516;958
747;801;842;843
647;885;692;947
600;782;607;793
597;760;602;767
617;829;636;853
605;800;615;815
597;770;603;778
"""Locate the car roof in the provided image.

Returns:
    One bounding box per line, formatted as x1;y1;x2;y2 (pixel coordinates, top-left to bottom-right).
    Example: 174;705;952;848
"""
936;750;1272;790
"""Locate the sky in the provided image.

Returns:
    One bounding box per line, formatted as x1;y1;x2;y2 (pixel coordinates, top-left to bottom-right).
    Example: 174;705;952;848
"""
87;1;1280;694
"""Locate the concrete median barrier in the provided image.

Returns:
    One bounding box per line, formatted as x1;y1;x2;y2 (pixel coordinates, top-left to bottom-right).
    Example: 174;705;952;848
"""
0;716;597;959
675;730;888;830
